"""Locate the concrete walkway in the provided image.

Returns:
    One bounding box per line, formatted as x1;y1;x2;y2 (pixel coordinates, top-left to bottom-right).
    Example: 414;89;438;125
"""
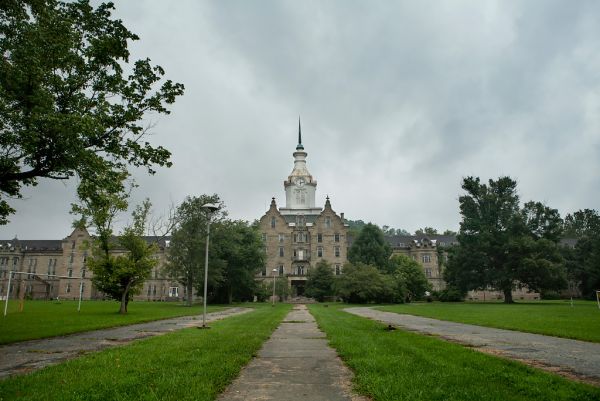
0;307;252;379
346;307;600;385
218;305;368;401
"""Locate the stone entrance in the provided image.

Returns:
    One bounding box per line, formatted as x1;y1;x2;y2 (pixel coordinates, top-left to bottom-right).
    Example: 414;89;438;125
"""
291;280;306;296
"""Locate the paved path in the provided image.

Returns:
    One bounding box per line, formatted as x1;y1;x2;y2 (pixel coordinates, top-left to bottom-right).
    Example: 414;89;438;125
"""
0;307;252;379
346;307;600;385
218;305;368;401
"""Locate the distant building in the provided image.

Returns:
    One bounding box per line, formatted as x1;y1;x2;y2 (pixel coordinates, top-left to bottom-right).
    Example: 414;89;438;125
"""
0;228;186;302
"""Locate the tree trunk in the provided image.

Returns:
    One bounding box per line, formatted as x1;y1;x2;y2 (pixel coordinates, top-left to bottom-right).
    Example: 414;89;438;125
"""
503;287;514;304
227;285;233;305
120;281;132;314
187;281;193;306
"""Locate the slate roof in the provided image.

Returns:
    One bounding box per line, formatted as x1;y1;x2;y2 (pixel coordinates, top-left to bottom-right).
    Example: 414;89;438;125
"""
0;239;63;251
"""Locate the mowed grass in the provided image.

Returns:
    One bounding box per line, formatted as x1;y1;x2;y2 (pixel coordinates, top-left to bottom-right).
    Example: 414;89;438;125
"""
377;300;600;343
0;303;291;401
0;300;226;344
309;304;600;401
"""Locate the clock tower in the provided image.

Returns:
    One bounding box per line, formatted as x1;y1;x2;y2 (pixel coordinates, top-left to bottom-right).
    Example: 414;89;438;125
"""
280;119;322;215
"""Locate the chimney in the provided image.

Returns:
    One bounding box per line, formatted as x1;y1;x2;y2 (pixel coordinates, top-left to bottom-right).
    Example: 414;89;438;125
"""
340;212;344;221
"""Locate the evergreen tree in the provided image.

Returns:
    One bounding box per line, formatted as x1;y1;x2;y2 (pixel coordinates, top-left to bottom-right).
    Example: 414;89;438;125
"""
305;260;335;301
348;223;392;272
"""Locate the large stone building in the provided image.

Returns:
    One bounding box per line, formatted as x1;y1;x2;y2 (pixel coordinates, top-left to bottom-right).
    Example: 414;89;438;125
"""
0;227;185;302
258;126;349;296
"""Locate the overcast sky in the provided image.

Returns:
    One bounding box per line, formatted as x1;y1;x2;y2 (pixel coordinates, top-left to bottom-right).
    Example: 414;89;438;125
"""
2;0;600;239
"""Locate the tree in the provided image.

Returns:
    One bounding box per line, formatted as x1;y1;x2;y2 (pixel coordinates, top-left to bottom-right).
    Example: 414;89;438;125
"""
305;260;335;301
415;227;438;236
0;0;184;224
334;263;396;304
562;209;600;299
87;199;158;313
211;220;266;304
445;177;566;303
563;209;600;238
348;223;392;272
442;229;457;236
164;195;225;306
257;277;290;302
389;254;432;302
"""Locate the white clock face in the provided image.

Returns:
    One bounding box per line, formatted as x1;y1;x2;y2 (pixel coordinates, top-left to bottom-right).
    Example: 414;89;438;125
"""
295;178;305;187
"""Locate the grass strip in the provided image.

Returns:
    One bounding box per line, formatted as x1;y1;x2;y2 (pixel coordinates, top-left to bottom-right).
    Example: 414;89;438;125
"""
309;304;600;401
377;300;600;343
0;300;227;345
0;303;291;401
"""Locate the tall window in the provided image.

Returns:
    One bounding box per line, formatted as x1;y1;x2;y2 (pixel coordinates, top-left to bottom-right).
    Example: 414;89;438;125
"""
325;217;331;228
65;283;71;294
296;215;305;226
422;254;431;263
262;233;267;242
317;233;322;243
279;234;284;243
271;217;276;228
278;265;284;276
335;264;341;275
317;247;323;257
334;233;340;242
68;268;73;277
334;246;340;257
279;247;284;257
425;268;432;278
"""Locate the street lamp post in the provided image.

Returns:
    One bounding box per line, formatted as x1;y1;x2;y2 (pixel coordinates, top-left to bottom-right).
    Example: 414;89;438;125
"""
272;268;278;306
200;203;219;329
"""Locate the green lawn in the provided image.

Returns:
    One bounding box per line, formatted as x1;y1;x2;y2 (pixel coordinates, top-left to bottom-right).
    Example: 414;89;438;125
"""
0;303;291;401
0;300;227;345
377;300;600;343
309;304;600;401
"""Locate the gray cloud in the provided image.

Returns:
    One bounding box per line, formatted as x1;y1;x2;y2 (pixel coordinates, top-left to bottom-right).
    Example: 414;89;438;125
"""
2;0;599;239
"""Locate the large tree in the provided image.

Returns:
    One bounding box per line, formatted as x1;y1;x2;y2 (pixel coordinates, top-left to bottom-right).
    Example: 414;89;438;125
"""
87;199;158;314
562;209;600;299
348;223;392;272
305;260;335;302
0;0;184;224
445;177;566;303
210;220;266;304
164;195;225;306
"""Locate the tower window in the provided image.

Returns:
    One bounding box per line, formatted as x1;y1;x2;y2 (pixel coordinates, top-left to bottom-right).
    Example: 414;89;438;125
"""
271;217;276;228
325;217;331;228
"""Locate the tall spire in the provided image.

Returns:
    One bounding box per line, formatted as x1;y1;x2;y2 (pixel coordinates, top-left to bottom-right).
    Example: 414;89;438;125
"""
296;116;304;150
